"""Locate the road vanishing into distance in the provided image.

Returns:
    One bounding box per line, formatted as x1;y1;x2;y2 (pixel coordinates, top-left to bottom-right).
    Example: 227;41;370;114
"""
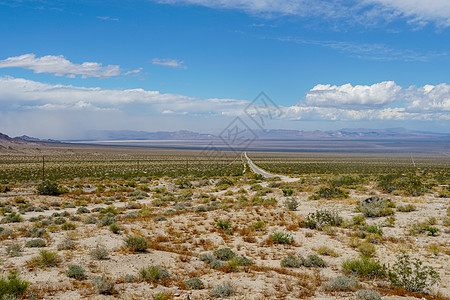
244;152;291;181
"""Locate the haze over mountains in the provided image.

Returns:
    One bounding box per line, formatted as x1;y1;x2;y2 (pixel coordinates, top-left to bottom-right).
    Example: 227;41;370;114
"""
73;128;448;141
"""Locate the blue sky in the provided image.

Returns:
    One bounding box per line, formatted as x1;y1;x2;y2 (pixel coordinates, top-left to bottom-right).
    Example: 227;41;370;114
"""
0;0;449;138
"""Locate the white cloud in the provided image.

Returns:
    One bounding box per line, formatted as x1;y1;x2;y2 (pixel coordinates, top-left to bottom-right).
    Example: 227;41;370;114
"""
97;16;119;21
304;81;402;109
0;54;140;78
156;0;450;28
0;76;448;138
152;58;187;69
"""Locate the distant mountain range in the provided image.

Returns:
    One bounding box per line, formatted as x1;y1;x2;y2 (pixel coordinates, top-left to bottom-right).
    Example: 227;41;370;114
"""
70;127;449;141
1;128;448;147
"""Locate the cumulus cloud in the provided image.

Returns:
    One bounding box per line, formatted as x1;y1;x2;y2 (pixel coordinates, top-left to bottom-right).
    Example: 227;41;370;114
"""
152;58;187;69
304;81;402;109
0;54;140;78
156;0;450;28
0;76;448;139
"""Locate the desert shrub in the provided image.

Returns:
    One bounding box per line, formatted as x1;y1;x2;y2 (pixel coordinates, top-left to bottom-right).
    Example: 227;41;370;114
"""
216;178;233;186
280;256;302;268
84;216;98;224
124;236;148;252
54;217;66;225
251;221;265;231
216;220;231;230
388;253;440;293
139;265;170;283
214;248;235;261
342;257;386;279
284;197;298;211
327;275;357;291
124;274;136;283
358;242;376;258
330;176;362;187
409;219;441;236
154;215;167;222
99;216;115;227
282;188;293;196
36;181;64;196
1;212;22;223
77;207;90;214
57;239;75;250
25;227;46;238
0;272;29;299
194;205;206;212
355;290;382;300
90;247;109;260
109;223;120;234
26;238;46;248
66;265;87;280
377;174;429;196
6;243;22;257
199;253;216;264
317;245;339;257
211;282;235;298
305;209;343;229
397;204;416;212
0;184;11;193
186;277;204;290
61;222;76;230
271;231;294;244
234;256;252;266
33;250;60;267
358;197;395;218
311;187;348;199
302;254;327;268
92;275;114;294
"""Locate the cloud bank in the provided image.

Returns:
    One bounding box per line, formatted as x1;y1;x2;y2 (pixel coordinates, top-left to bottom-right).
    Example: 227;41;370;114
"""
0;54;141;78
0;76;448;138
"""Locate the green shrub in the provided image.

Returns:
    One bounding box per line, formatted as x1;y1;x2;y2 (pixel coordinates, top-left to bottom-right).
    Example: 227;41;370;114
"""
25;238;46;248
0;184;11;193
66;265;87;280
216;220;231;230
109;223;120;234
280;256;301;268
358;197;395;218
302;254;327;268
282;188;293;196
251;221;265;231
61;222;76;230
342;257;386;279
84;216;98;224
139;265;170;283
199;253;216;264
89;247;109;260
6;243;22;257
317;245;339;257
57;239;76;250
388;253;440;293
77;207;90;214
284;197;298;211
214;248;236;261
234;256;252;266
185;277;204;290
124;236;148;252
355;290;382;300
358;242;376;258
0;272;29;299
92;275;114;294
271;231;294;244
99;216;115;227
33;250;60;268
1;212;22;223
311;187;348;199
211;282;235;298
154;215;167;221
36;181;64;196
397;204;416;212
327;275;357;291
305;209;343;229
